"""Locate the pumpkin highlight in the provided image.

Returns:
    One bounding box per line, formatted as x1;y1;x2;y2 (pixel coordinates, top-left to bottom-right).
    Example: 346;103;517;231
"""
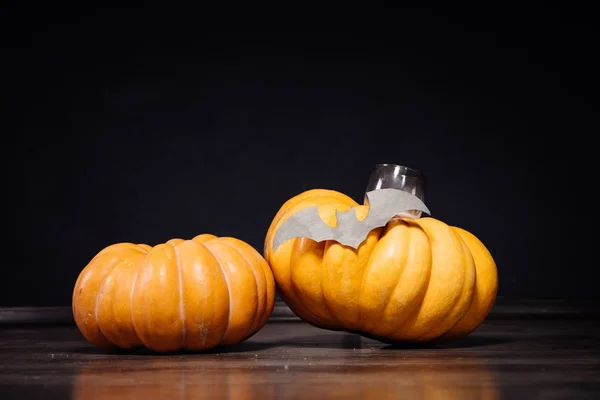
264;189;498;343
73;234;275;353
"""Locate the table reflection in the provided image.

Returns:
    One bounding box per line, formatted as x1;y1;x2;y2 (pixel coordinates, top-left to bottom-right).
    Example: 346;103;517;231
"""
71;350;499;400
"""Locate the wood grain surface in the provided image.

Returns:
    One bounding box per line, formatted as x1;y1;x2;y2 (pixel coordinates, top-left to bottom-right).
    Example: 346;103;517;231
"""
1;316;599;399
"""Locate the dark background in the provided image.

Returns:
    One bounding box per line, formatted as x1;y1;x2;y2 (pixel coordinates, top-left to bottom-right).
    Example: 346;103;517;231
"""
1;8;597;307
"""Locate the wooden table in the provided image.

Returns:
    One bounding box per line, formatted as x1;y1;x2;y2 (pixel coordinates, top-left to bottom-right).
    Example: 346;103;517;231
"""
1;305;599;399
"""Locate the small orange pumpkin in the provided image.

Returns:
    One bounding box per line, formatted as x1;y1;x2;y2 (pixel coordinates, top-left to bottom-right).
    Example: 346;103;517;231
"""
73;234;275;353
264;189;498;343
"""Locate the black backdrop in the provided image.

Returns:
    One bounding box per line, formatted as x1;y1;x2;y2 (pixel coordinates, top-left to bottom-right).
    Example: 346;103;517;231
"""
2;9;597;307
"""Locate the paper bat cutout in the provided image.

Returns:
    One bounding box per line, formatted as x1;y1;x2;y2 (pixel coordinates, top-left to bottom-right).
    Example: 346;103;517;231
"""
272;188;431;252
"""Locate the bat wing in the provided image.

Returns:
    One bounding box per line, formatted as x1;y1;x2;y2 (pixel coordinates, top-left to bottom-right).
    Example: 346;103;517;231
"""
271;188;431;252
363;188;430;227
365;188;431;222
334;189;431;248
272;206;337;252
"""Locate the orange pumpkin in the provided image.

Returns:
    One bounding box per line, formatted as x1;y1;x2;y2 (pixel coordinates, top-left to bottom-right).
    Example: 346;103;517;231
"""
264;189;498;343
73;234;275;353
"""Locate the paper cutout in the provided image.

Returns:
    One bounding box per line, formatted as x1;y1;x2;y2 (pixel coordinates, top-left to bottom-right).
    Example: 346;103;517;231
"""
272;188;430;252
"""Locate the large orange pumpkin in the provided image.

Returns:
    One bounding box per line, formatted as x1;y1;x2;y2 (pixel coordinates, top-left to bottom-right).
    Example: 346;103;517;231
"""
264;189;498;343
73;234;275;353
